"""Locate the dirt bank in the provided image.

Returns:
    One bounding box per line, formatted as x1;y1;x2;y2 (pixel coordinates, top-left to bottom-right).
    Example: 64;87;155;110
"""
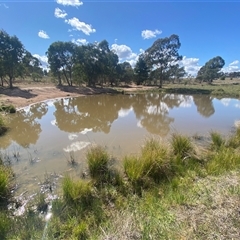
0;83;155;109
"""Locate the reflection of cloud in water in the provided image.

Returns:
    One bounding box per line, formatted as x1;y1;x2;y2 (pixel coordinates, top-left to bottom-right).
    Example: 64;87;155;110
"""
46;100;54;107
235;103;240;109
68;134;78;140
147;102;169;114
80;128;92;134
63;141;91;152
137;120;143;128
221;98;231;106
118;107;133;117
51;119;56;126
179;95;193;108
235;120;240;128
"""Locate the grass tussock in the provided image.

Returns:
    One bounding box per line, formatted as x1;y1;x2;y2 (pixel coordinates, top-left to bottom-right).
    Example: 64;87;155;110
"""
2;128;240;239
0;116;7;136
0;104;16;114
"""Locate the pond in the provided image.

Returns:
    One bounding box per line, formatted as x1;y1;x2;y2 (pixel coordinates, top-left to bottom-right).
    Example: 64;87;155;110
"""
0;93;240;194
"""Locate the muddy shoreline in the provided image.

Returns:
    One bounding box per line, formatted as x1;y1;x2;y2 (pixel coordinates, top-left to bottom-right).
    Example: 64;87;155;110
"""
0;84;156;109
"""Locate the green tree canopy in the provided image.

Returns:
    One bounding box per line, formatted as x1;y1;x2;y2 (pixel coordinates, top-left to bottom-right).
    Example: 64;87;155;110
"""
46;41;76;86
134;55;149;85
196;56;225;83
144;34;182;88
0;30;26;88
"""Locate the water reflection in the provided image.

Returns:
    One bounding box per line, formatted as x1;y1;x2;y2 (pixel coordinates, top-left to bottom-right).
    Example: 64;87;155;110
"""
1;102;48;148
193;95;215;117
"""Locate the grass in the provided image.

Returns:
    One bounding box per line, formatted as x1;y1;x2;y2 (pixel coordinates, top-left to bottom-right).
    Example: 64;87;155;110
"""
1;127;240;239
0;104;16;113
0;116;7;136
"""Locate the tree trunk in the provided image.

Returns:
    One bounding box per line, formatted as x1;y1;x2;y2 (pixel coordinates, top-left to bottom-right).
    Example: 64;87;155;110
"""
58;72;62;86
9;76;13;88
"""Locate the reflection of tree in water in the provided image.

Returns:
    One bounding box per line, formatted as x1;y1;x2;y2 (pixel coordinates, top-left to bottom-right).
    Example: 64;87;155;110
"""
0;102;48;148
132;93;186;136
54;95;133;133
193;95;215;118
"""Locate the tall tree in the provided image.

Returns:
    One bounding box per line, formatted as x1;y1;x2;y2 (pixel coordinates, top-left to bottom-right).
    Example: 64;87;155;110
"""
134;55;149;85
196;56;225;83
144;34;182;88
0;30;25;88
46;41;76;86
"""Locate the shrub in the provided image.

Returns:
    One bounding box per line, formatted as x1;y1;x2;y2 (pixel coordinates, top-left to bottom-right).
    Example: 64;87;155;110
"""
0;212;10;240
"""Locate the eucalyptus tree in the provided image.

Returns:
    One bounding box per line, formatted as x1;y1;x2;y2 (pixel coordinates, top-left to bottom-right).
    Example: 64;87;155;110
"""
196;56;225;83
144;34;182;88
73;40;119;87
117;61;134;85
47;41;76;86
134;55;149;85
0;30;25;88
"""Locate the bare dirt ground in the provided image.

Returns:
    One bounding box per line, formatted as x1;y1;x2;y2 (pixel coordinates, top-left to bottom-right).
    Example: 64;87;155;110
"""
0;83;156;109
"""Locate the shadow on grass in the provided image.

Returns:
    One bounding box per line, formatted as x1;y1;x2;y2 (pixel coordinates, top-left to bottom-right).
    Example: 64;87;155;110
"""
165;87;212;95
56;85;121;95
0;87;38;99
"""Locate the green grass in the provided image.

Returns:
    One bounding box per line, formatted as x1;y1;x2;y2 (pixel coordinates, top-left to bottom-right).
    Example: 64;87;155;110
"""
2;128;240;239
86;145;110;183
0;104;16;113
0;116;7;136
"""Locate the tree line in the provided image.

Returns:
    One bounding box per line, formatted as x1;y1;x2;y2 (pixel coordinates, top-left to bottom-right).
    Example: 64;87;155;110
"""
0;29;231;89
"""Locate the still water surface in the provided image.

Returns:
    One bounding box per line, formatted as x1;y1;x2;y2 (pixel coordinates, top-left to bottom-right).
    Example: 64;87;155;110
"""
0;93;239;193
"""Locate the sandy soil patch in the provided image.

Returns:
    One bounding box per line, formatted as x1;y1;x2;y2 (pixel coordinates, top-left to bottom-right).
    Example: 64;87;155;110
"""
0;83;156;109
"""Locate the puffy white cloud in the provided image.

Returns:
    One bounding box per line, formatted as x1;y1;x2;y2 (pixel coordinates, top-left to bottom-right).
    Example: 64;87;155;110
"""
54;8;67;18
65;17;96;35
179;56;201;76
141;29;162;39
56;0;83;7
222;60;240;73
111;43;140;67
72;38;88;45
38;30;50;39
118;108;133;118
33;54;49;70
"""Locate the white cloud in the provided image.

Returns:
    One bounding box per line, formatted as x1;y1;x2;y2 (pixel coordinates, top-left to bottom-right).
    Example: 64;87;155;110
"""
111;43;140;67
54;8;67;18
33;54;49;70
111;44;133;59
56;0;83;7
65;17;96;35
222;60;240;73
220;98;231;107
179;56;201;76
141;29;162;39
63;141;90;152
38;30;50;39
72;38;88;45
230;60;239;66
118;108;133;118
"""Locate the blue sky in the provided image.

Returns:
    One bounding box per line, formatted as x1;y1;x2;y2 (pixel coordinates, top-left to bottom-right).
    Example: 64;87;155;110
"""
0;0;240;75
